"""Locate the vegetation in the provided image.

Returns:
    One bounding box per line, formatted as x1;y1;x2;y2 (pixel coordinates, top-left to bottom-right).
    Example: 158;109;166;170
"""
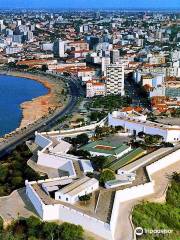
99;169;116;186
90;156;108;171
89;111;107;122
68;149;91;158
86;172;94;178
172;172;180;183
144;134;163;145
66;134;89;147
162;142;174;148
171;108;180;117
132;173;180;240
79;194;92;204
0;216;84;240
89;95;132;111
95;126;122;138
0;144;43;196
75;134;89;145
41;64;48;72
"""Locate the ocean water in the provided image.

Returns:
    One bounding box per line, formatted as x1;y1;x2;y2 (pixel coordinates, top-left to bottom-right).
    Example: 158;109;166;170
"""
0;75;48;137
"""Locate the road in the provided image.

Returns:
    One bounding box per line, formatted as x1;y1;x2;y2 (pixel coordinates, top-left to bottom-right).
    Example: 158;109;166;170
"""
125;75;151;108
0;78;83;158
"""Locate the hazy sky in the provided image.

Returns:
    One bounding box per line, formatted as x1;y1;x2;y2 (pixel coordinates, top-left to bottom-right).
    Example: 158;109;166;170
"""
0;0;180;9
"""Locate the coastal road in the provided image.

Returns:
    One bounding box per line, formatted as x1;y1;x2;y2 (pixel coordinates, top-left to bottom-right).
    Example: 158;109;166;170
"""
0;78;83;158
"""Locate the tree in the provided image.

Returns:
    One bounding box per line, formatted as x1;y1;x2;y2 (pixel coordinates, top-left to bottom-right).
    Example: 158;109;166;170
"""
43;222;58;240
74;133;89;146
162;142;174;148
99;169;115;186
26;216;42;238
90;156;108;170
59;223;84;240
172;172;180;183
0;217;3;234
95;126;103;137
11;176;23;188
0;165;9;183
41;64;48;72
89;111;106;121
79;194;92;204
86;172;94;178
144;134;163;145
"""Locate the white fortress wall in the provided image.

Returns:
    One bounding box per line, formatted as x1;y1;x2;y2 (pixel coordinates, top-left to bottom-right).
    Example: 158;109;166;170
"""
37;152;76;177
146;148;180;175
25;180;44;218
43;203;113;240
110;148;180;238
40;116;107;136
25;180;112;240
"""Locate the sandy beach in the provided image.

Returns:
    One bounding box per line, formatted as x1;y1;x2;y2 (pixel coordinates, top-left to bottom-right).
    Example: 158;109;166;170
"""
5;71;68;130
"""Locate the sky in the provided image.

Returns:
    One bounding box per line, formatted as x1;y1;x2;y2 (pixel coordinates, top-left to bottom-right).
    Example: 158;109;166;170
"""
0;0;179;9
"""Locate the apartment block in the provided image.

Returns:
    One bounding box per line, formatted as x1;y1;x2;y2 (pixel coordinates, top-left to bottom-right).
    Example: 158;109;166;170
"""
105;64;125;96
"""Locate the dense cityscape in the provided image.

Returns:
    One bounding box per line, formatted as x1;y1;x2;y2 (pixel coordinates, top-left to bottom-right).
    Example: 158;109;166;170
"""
0;5;179;240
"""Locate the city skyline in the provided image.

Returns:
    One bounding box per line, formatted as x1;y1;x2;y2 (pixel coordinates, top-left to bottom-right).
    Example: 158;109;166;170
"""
0;0;180;9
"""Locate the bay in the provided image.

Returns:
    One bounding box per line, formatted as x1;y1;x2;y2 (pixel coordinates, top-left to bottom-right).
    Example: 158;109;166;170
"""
0;75;48;137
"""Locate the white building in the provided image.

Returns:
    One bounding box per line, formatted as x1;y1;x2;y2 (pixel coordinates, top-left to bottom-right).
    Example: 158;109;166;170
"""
86;80;105;98
110;49;120;64
81;140;131;158
105;64;125;96
5;46;22;54
102;57;110;74
25;148;180;240
41;42;54;51
55;176;99;204
35;132;76;177
108;110;180;142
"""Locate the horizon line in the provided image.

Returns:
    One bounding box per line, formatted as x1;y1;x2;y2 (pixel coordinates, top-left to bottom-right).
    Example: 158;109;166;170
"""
0;7;180;11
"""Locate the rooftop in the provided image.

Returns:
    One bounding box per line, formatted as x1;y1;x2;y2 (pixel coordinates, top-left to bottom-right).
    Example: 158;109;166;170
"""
81;140;130;156
111;113;180;130
58;176;98;197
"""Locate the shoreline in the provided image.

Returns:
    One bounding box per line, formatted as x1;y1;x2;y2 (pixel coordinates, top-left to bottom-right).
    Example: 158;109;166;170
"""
0;71;68;137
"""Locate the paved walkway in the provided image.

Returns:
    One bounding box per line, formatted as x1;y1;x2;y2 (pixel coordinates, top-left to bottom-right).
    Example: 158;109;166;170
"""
95;190;115;223
114;160;180;240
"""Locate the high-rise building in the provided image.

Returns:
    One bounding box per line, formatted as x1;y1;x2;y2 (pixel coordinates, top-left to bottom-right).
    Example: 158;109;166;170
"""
13;35;23;43
17;19;22;26
101;57;110;74
105;64;125;96
26;31;33;41
53;39;65;58
86;36;100;50
110;49;120;64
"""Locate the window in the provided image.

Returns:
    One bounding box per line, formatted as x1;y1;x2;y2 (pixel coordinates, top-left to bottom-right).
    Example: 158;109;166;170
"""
59;196;61;199
66;198;68;201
